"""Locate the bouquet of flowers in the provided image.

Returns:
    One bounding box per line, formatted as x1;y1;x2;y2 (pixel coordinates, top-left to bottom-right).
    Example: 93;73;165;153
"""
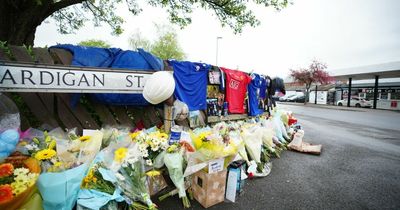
103;140;157;210
78;152;124;210
0;157;40;210
130;130;169;168
161;144;190;208
21;128;103;210
191;128;239;162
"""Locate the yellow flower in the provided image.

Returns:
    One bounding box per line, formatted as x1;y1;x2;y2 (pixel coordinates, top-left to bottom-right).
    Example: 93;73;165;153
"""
114;148;127;163
157;132;169;139
35;149;56;160
130;131;141;140
167;144;178;153
79;136;91;142
84;176;91;184
146;170;161;177
54;161;63;167
48;140;56;150
92;177;97;183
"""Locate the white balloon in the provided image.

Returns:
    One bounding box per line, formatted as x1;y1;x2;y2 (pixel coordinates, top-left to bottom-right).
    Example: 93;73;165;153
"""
143;71;175;104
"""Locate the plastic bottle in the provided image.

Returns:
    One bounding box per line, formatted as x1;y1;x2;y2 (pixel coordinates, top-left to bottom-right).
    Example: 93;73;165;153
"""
169;125;182;145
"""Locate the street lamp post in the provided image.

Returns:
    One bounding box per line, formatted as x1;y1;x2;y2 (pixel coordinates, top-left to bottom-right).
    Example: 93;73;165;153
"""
216;36;222;66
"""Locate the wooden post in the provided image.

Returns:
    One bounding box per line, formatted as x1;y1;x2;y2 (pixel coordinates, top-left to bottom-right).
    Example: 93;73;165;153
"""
164;104;173;133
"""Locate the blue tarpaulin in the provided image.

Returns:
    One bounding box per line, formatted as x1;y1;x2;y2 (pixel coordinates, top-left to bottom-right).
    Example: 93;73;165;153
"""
50;44;164;106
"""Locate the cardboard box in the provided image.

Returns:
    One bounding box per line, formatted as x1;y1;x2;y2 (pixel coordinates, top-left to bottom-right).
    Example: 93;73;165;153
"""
191;169;227;208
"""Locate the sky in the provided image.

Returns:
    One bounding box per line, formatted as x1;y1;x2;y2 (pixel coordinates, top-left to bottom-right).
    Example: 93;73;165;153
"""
34;0;400;78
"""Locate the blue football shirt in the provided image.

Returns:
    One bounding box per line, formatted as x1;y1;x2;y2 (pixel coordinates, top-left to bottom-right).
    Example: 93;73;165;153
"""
169;60;211;111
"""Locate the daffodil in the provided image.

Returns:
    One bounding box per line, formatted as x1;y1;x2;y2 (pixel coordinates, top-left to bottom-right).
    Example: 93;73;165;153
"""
34;149;56;160
114;147;128;163
78;136;91;142
130;131;141;140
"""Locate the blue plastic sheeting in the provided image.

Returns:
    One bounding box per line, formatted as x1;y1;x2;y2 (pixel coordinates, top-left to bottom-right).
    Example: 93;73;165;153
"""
169;60;211;111
51;44;163;106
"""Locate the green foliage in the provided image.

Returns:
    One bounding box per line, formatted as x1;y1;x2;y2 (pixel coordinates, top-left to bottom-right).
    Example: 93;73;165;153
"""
0;41;14;60
129;24;186;60
23;44;36;61
78;39;111;48
49;0;290;36
151;31;185;60
79;94;103;127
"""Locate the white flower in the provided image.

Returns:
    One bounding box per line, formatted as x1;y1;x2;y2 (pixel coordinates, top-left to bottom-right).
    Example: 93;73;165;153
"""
161;142;169;150
115;173;125;181
122;162;128;168
14;168;29;176
27;173;38;180
25;144;33;150
141;150;149;158
153;138;161;146
146;159;153;166
151;145;160;152
138;143;148;152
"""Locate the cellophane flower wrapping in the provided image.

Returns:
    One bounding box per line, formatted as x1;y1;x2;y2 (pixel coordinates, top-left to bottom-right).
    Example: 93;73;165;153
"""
103;139;157;209
183;124;244;177
164;151;186;198
32;129;103;210
241;125;263;163
36;162;88;210
130;128;169;169
78;152;124;210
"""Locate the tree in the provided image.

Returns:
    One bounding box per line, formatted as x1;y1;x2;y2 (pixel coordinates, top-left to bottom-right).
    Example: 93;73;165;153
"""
0;0;290;46
78;39;111;48
290;60;333;104
129;25;186;60
128;29;152;51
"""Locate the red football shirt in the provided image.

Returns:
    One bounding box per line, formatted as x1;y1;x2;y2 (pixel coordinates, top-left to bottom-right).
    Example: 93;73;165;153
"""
220;67;251;114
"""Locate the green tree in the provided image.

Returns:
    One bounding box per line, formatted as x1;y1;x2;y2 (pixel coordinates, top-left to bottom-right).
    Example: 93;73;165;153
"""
151;31;185;60
0;0;290;46
78;39;111;48
129;25;186;60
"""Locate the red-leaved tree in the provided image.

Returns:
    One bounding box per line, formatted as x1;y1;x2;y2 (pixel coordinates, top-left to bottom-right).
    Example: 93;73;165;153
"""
290;60;333;104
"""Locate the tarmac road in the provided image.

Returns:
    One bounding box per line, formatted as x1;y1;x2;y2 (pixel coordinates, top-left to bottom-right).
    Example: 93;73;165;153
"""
158;104;400;210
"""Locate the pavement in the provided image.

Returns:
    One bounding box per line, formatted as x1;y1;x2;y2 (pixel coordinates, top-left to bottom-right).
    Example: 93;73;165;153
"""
157;104;400;210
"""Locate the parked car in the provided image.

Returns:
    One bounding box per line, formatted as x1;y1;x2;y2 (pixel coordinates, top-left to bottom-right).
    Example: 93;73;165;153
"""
285;93;305;102
336;97;372;108
279;94;296;102
280;92;304;102
287;95;305;103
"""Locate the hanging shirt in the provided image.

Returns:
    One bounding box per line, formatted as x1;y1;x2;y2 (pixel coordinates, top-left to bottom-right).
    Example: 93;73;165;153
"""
259;76;268;99
220;67;251;114
169;60;211;111
248;73;264;116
